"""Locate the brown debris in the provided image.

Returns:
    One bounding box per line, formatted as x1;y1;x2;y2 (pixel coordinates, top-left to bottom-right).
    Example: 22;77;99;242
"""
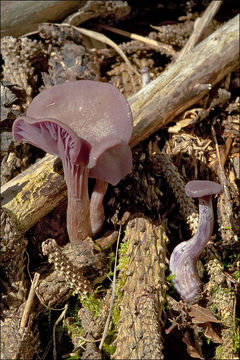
0;2;239;359
0;209;28;314
41;29;101;87
42;238;95;297
149;21;194;49
1;36;47;104
0;311;40;360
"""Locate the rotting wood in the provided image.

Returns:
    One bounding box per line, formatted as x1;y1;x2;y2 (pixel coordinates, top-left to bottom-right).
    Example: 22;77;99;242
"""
1;154;67;232
1;15;238;232
113;216;168;359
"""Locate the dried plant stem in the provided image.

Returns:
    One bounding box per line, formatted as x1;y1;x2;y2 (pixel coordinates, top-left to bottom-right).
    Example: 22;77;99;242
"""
20;272;40;332
53;303;68;360
99;227;121;350
99;24;176;57
129;14;238;147
99;226;121;350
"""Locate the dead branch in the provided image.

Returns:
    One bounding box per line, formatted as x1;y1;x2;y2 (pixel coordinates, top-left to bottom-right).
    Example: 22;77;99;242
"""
129;14;239;147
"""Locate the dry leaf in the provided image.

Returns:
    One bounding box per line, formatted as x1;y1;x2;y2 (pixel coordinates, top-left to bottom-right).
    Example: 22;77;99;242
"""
202;323;222;344
182;330;205;359
168;117;195;133
189;304;221;324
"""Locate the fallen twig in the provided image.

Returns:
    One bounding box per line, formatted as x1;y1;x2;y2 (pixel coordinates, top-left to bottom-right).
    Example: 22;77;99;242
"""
53;303;68;360
98;24;177;58
99;226;121;350
19;272;40;333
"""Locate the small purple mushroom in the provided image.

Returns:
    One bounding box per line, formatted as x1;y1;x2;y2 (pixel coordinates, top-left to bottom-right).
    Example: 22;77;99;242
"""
13;80;133;245
169;180;223;302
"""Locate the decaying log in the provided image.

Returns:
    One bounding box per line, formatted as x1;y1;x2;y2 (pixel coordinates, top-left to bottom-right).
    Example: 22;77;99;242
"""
1;154;66;232
113;216;168;359
1;15;238;231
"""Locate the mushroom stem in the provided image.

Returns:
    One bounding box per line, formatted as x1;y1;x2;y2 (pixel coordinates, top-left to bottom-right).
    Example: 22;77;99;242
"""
169;195;214;302
63;159;91;245
192;195;214;258
90;179;108;237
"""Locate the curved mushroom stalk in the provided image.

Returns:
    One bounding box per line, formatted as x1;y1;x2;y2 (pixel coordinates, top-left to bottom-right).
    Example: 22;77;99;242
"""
90;179;108;237
169;180;223;302
169;195;214;302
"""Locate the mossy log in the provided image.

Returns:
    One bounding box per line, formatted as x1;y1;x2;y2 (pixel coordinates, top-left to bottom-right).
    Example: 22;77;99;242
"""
1;15;238;232
113;216;168;359
1;154;67;232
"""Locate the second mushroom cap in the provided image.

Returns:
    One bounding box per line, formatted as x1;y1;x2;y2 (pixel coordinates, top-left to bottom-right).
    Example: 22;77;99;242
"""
185;180;223;198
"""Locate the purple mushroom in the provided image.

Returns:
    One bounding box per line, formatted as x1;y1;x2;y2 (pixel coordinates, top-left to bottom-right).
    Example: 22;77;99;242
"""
13;80;133;245
169;180;223;302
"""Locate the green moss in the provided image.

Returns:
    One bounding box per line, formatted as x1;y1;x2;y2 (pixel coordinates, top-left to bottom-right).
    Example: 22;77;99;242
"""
234;319;240;353
102;342;116;356
81;293;102;319
98;236;131;355
215;344;223;360
210;304;218;315
115;238;130;298
233;269;240;280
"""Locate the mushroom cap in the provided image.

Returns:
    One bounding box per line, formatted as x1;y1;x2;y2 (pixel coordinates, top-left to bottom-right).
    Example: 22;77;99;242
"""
13;80;133;185
185;180;223;198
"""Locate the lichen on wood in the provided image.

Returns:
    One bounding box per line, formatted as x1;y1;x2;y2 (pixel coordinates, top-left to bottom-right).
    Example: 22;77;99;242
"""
1;154;67;233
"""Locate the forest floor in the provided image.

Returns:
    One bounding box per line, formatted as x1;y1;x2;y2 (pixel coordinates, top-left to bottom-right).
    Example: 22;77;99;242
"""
1;1;239;359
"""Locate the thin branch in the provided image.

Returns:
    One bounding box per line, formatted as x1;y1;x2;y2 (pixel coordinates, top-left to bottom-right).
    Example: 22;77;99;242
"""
53;303;68;360
19;272;40;332
99;24;176;57
99;226;121;350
